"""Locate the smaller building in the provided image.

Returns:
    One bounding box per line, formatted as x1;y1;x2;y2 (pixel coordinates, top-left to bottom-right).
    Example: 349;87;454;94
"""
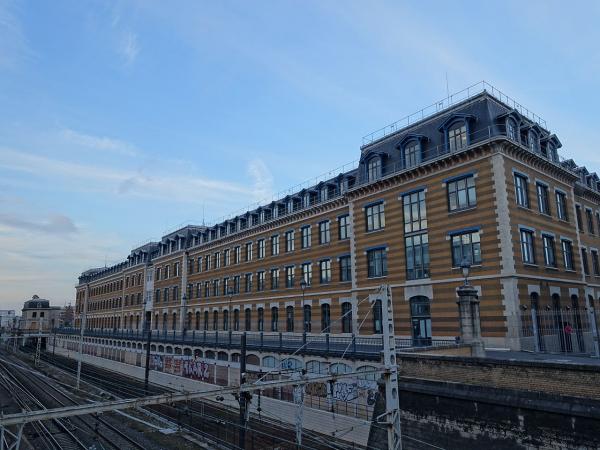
20;295;62;332
0;310;16;330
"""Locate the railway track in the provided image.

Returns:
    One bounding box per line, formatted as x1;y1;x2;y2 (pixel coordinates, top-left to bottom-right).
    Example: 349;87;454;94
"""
16;347;355;449
0;355;147;450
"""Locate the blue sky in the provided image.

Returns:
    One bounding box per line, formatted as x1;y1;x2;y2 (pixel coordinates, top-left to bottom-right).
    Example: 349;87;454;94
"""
1;0;599;312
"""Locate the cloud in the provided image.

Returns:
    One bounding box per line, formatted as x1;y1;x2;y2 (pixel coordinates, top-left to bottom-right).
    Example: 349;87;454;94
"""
0;1;33;69
247;158;274;202
61;128;138;156
0;213;78;234
118;30;139;66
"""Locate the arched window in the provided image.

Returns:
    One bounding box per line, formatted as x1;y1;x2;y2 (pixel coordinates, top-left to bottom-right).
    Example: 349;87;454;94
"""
187;312;192;330
162;313;168;331
571;295;585;353
341;302;352;333
506;118;518;141
321;303;331;332
528;130;539;153
330;363;351;375
245;308;252;331
195;311;200;330
233;309;240;331
410;296;431;346
172;312;177;330
367;157;382;182
373;299;383;334
404;140;421;169
223;309;229;331
213;311;218;331
286;306;294;332
271;307;279;332
303;305;312;332
262;356;276;368
204;311;209;330
257;307;264;332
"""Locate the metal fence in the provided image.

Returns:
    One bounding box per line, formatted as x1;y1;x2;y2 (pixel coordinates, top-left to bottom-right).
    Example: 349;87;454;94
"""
520;307;599;355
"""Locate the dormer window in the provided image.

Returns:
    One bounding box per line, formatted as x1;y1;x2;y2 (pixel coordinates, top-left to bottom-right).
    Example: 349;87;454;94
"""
367;157;382;182
507;118;517;141
528;130;539;153
303;193;310;208
320;186;328;202
404;141;421;169
287;199;293;214
448;123;467;151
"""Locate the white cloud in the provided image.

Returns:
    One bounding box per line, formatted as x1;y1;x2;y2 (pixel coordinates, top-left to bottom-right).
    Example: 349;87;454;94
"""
118;30;139;66
61;128;138;157
247;158;274;202
0;1;33;69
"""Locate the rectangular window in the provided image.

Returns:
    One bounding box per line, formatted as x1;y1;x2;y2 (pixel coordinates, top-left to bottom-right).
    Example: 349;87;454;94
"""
339;256;351;282
271;268;279;289
233;275;240;294
195;283;201;298
212;280;219;297
338;215;349;240
197;257;202;273
301;226;311;249
271;235;280;256
367;248;388;278
448;124;467;151
234;246;241;264
257;239;265;259
365;202;385;232
447;176;476;211
205;255;211;271
224;249;230;266
154;269;160;281
403;190;427;233
536;183;550;215
542;234;556;267
285;266;295;288
514;174;529;207
319;221;330;244
586;209;595;234
576;205;583;231
520;229;536;264
319;260;331;283
257;271;265;291
562;239;574;270
404;142;421;168
582;248;590;275
405;234;430;280
555;192;568;221
245;242;253;262
214;252;221;269
285;230;295;252
592;250;600;276
244;273;252;293
174;262;180;276
223;277;229;296
451;231;482;266
301;263;312;285
204;282;210;298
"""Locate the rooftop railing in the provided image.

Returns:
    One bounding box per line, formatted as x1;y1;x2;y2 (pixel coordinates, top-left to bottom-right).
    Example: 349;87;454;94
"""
361;81;548;147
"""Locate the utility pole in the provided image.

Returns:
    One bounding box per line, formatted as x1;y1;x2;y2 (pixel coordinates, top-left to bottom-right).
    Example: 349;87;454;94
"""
76;283;89;390
238;332;250;448
34;319;42;367
371;284;402;450
144;310;152;394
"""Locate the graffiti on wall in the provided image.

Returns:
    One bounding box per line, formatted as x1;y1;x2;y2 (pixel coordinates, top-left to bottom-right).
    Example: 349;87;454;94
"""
181;358;211;381
149;354;213;382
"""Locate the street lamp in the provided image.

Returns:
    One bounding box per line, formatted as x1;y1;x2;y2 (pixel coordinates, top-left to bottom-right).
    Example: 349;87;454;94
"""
460;258;471;286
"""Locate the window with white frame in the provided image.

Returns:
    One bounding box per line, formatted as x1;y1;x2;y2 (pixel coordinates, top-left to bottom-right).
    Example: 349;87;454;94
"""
271;235;280;256
301;226;311;249
301;262;312;285
520;229;536;264
536;183;550;215
514;174;529;207
448;123;467;151
367;248;387;278
542;234;556;267
245;242;253;262
271;268;279;289
367;157;382;181
451;230;482;266
556;192;568;221
285;230;295;252
319;221;330;244
224;249;230;266
258;239;265;259
338;215;350;240
592;250;600;276
447;175;476;211
562;239;574;270
285;266;295;288
404;141;421;168
365;202;385;232
319;260;331;283
257;271;265;291
582;248;590;275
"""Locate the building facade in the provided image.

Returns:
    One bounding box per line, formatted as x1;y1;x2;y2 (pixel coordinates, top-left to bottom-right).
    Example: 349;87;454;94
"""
72;86;600;354
20;295;62;332
0;310;16;331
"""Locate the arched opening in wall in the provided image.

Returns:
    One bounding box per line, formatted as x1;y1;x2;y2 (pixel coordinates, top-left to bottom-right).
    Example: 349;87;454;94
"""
184;348;192;356
341;302;352;333
136;343;142;350
233;309;240;331
204;311;209;330
195;312;200;331
551;294;566;352
205;350;215;360
187;312;192;330
245;308;252;331
150;345;156;351
321;304;331;332
217;351;228;361
166;346;173;354
271;307;279;332
303;305;311;332
262;356;276;368
246;354;259;366
286;306;294;332
158;345;164;353
231;353;240;362
529;292;545;351
409;296;431;346
306;360;327;374
162;313;168;331
172;312;177;331
330;362;351;375
223;310;229;331
373;299;383;334
154;314;159;330
174;347;182;355
194;349;203;358
570;295;585;353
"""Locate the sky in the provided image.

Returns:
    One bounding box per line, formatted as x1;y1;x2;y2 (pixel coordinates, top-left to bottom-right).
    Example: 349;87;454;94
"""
1;0;599;312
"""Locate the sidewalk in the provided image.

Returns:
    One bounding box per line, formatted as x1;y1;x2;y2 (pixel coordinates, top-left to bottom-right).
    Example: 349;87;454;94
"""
486;349;600;366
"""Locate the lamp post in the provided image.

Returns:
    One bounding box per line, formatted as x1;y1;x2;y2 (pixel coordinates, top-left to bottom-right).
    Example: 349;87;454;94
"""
456;258;485;357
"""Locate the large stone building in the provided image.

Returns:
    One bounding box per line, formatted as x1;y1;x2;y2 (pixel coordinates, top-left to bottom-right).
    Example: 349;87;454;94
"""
71;84;600;355
0;310;16;330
